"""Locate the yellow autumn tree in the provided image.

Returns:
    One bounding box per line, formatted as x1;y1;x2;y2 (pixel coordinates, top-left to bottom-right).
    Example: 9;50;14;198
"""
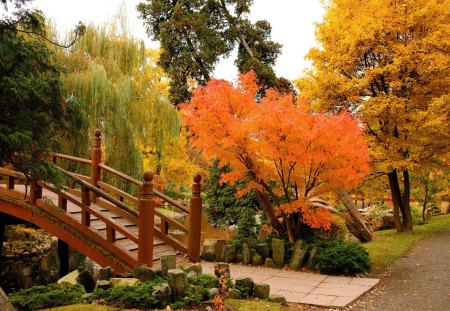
297;0;450;231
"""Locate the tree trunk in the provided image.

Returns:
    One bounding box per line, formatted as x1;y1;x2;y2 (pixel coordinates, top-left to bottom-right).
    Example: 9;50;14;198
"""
336;189;375;242
388;170;412;232
402;170;413;231
254;190;284;234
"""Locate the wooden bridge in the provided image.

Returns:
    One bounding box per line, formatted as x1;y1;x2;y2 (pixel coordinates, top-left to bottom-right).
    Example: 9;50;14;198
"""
0;130;202;273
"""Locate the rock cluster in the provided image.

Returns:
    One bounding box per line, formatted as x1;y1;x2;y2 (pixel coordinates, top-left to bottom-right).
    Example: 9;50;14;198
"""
200;238;322;271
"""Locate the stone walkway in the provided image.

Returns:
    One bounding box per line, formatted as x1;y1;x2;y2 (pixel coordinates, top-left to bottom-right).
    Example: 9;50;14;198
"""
201;262;379;308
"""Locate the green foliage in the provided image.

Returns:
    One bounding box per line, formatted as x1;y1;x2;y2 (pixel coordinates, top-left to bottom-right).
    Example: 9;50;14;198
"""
317;240;371;275
93;278;165;309
0;3;84;184
137;0;290;105
170;274;219;309
8;283;85;311
205;160;259;241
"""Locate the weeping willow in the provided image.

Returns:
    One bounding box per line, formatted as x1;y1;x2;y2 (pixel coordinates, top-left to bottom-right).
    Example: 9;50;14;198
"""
49;15;180;191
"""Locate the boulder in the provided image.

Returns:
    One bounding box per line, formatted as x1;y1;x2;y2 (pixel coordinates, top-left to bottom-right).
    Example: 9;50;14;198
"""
272;238;285;268
222;244;236;263
305;246;321;271
268;294;287;306
187;270;197;279
235;276;254;296
201;240;217;262
96;280;111;290
288;239;308;270
110;278;141;287
251;252;263;266
97;267;114;281
208;288;219;299
226;288;242;299
201;239;227;262
167;269;187;301
185;263;202;275
215;239;228;261
242;243;251;265
264;258;278;269
76;270;96;293
161;254;177;276
214;263;230;278
253;283;270;299
255;243;270;260
235;253;244;263
153;283;171;307
133;264;157;282
57;270;79;286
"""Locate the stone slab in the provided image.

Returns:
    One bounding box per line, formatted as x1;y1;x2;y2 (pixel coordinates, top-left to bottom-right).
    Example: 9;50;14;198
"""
200;262;379;308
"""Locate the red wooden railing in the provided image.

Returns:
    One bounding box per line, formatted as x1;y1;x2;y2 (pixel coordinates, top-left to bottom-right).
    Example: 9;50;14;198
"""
0;129;203;268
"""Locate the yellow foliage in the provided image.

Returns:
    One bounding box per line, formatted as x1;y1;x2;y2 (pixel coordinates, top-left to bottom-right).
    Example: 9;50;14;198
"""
297;0;450;173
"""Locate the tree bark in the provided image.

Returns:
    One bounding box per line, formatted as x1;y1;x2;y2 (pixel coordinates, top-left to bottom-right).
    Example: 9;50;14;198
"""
388;170;406;232
336;189;375;242
254;190;284;234
402;170;413;231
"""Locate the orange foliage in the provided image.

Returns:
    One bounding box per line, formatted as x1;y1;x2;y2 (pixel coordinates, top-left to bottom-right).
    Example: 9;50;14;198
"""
181;72;370;235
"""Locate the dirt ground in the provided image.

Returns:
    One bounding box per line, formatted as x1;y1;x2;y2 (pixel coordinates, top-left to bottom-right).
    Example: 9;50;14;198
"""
288;229;450;311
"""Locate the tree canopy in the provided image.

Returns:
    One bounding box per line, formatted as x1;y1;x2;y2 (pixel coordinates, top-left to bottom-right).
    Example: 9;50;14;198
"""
182;71;370;242
0;1;83;183
297;0;450;231
137;0;290;105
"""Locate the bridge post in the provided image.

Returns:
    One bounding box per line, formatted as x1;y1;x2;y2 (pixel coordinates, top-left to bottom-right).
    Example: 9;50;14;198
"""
138;170;154;267
90;129;102;203
188;174;202;262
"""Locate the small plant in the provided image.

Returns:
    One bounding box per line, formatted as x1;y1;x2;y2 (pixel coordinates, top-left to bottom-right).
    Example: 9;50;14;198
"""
316;240;371;275
95;277;165;309
8;283;85;311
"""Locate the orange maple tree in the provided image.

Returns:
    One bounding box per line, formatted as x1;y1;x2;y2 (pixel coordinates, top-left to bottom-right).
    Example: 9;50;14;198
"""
181;72;370;242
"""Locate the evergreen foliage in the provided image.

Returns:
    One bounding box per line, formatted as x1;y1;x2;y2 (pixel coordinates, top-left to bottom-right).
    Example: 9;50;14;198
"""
137;0;291;105
8;283;85;311
316;240;371;275
0;1;84;184
205;160;258;240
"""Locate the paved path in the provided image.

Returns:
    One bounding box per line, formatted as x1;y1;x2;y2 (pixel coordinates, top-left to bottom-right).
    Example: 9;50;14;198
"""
201;262;379;308
352;229;450;311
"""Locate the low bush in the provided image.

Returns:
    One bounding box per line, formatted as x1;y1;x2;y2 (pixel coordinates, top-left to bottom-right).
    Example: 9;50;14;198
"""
8;283;85;311
316;240;371;275
94;277;165;309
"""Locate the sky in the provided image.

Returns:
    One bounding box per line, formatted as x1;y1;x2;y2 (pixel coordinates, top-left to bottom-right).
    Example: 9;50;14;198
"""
32;0;325;81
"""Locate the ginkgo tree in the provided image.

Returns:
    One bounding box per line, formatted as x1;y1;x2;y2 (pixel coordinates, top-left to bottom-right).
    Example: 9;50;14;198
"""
182;72;371;243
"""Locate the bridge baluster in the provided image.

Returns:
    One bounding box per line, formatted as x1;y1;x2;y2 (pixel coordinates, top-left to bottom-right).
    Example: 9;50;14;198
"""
138;170;155;267
81;185;91;226
90;129;102;203
161;219;169;235
30;180;42;205
7;175;14;190
188;174;202;262
58;196;67;212
107;225;116;243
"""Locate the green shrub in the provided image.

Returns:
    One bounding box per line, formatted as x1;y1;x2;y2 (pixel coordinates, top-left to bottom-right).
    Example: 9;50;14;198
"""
8;283;85;311
316;240;371;275
97;277;165;309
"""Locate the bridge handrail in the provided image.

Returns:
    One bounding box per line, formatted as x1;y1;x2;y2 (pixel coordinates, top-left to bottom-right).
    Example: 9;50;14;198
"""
99;163;189;214
52;153;92;165
56;167;138;219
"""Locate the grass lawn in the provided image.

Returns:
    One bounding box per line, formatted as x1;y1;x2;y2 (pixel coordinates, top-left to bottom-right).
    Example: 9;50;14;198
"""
364;213;450;275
